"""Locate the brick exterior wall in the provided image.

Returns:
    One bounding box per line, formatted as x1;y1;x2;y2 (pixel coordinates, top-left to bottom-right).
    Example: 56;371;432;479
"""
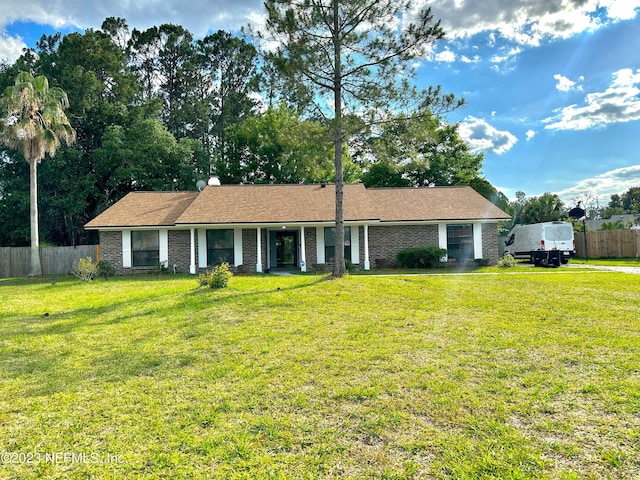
482;223;500;265
99;231;124;274
101;230;194;275
168;230;191;274
369;224;439;268
303;227;317;269
241;228;257;273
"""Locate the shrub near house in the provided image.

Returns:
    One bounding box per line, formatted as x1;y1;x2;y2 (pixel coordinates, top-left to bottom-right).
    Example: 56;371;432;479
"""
397;246;447;269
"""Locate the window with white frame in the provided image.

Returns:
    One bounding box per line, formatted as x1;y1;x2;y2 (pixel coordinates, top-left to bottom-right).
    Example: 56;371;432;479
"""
324;226;351;262
207;229;234;265
131;231;160;267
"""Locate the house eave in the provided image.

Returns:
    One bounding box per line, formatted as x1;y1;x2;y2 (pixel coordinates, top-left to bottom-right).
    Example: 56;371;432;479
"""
376;218;510;225
86;217;509;231
85;224;185;231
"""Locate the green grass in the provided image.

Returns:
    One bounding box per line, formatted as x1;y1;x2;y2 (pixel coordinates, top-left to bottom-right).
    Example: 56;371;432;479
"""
1;271;639;479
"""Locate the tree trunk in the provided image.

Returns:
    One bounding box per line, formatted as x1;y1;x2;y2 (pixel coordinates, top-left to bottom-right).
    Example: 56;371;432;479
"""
29;160;42;276
332;0;346;278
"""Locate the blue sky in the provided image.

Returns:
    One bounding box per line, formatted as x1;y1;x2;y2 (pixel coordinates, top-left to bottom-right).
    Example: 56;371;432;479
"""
1;0;639;207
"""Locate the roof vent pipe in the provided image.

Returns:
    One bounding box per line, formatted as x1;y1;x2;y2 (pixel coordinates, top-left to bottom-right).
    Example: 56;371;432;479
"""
208;176;221;186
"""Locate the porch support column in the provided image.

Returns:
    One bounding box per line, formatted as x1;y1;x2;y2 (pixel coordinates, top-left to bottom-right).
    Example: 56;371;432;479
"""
256;227;263;273
189;228;196;274
438;223;448;262
363;224;370;270
473;222;483;259
299;227;307;272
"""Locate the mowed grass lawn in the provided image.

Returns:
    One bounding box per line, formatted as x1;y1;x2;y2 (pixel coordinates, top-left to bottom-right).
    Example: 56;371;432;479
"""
0;270;639;479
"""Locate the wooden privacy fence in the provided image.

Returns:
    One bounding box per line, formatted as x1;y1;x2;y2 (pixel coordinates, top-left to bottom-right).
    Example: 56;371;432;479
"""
575;230;640;258
0;245;98;278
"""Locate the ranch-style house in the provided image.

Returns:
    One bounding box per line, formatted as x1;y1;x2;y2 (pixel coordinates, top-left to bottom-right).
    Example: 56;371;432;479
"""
84;183;511;274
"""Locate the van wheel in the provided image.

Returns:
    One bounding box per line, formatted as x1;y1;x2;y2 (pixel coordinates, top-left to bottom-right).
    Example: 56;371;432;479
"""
561;258;569;264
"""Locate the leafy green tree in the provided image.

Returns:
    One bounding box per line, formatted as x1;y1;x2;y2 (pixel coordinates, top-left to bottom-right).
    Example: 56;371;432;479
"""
362;114;483;188
32;28;139;244
38;145;96;246
101;17;130;52
128;26;164;101
601;219;628;230
600;205;626;219
361;162;410;188
195;31;259;169
607;193;623;210
0;72;75;275
93;118;196;206
262;0;459;276
128;24;197;139
223;104;338;184
0;150;30;246
620;187;640;214
155;25;195;138
520;193;566;224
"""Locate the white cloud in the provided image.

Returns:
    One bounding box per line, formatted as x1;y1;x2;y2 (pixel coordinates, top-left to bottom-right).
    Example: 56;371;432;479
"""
525;129;536;140
490;46;522;64
544;68;640;131
422;0;640;47
435;49;456;62
554;74;576;92
0;33;26;62
554;165;640;203
460;54;480;63
600;0;640;20
457;116;518;154
553;73;584;92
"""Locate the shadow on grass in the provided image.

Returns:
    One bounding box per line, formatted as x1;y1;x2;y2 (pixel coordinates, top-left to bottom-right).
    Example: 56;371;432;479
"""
3;273;332;336
188;272;332;302
0;273;335;395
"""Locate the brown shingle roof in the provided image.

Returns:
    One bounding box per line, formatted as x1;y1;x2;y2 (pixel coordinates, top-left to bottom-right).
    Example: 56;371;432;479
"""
176;183;375;225
85;191;199;229
368;186;511;222
84;184;511;229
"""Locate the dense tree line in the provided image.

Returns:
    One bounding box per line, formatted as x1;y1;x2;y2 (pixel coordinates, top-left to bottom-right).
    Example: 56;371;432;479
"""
0;16;499;247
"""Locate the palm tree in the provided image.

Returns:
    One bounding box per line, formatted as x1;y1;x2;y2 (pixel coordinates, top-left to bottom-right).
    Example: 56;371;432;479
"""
0;72;76;276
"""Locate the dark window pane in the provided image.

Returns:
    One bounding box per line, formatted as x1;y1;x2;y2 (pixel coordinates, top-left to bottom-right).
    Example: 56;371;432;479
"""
207;229;235;265
132;231;159;267
324;226;351;262
446;224;474;262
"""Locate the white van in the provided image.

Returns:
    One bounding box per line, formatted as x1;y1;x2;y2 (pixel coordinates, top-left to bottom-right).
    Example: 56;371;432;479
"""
504;221;576;266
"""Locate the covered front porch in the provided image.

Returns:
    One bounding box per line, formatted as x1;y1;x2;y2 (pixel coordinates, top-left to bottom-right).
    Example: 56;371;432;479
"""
187;223;372;274
186;221;488;274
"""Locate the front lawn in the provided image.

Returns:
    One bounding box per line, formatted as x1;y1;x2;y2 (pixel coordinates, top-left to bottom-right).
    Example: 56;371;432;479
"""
0;271;638;479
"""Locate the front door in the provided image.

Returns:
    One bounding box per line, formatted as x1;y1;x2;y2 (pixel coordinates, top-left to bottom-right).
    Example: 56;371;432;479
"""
274;231;298;267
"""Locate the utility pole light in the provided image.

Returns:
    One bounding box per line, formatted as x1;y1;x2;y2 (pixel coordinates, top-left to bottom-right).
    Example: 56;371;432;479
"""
569;204;588;261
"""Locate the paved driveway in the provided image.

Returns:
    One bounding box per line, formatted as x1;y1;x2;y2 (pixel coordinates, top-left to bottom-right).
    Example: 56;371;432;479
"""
567;264;640;275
